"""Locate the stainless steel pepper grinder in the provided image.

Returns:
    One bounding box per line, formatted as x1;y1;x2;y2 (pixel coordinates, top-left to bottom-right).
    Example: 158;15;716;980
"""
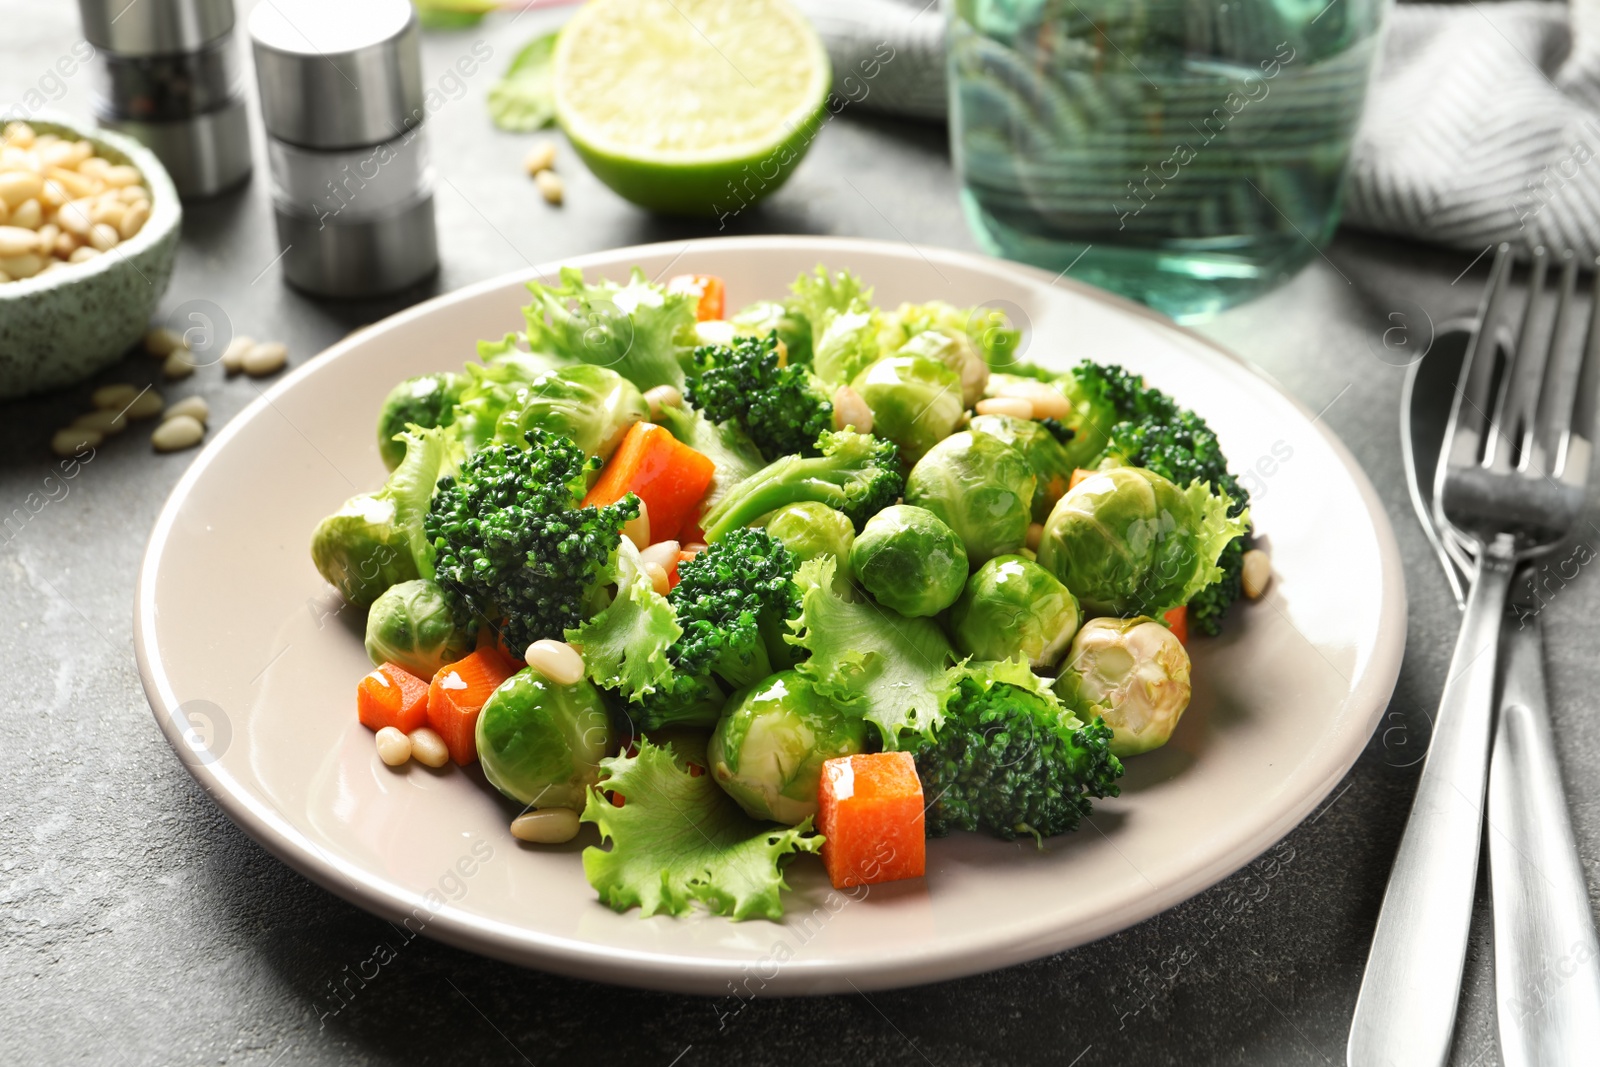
77;0;253;198
249;0;439;298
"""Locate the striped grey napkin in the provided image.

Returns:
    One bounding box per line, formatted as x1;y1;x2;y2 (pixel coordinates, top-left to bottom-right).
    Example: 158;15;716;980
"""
798;0;1600;260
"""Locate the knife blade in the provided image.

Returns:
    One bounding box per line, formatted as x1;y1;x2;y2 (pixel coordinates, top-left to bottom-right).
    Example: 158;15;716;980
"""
1487;574;1600;1067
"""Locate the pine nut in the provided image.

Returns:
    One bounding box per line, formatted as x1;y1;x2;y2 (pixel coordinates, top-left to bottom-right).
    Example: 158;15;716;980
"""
117;184;148;204
118;202;148;239
163;351;195;380
47;167;96;200
242;341;288;377
1025;522;1044;552
152;414;204;452
375;726;412;766
1241;549;1272;600
90;200;125;229
643;384;683;420
0;225;38;256
4;121;36;148
645;562;671;596
524;639;586;686
57;198;92;235
78;156;109;178
68;245;99;264
408;727;450;768
622;500;650;547
220;335;254;374
72;408;127;435
53;232;80;259
0;171;41;208
535;169;563;205
51;427;102;456
974;397;1033;419
163;396;208;425
832;384;873;434
102;165;142;188
9;198;41;229
0;253;42;279
144;327;185;357
637;540;681;575
88;222;119;251
125;389;165;420
92;382;140;409
523;142;557;175
510;808;581;844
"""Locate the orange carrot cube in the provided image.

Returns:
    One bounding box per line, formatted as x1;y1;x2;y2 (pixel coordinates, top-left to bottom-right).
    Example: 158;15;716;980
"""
357;662;431;734
582;422;715;545
426;648;518;765
817;752;926;889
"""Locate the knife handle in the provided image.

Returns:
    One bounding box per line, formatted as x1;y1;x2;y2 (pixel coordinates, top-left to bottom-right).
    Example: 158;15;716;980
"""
1489;618;1600;1067
1348;552;1513;1067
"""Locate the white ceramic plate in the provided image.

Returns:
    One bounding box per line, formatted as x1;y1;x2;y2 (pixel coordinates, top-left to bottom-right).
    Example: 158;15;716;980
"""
136;236;1405;994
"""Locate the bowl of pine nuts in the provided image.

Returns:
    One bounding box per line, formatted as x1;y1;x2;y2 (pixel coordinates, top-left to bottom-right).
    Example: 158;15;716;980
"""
0;114;182;398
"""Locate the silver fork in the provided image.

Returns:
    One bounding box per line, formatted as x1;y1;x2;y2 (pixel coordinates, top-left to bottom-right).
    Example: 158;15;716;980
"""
1348;244;1600;1067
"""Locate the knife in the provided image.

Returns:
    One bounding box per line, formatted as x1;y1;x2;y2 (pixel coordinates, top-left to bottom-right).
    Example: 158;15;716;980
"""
1487;574;1600;1067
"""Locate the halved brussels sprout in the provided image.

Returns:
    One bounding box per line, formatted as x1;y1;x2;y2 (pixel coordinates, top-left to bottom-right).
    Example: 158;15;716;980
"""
492;363;648;460
476;667;613;809
968;413;1075;522
766;501;856;592
364;578;474;679
849;354;963;464
376;372;464;471
1054;616;1192;756
1036;466;1244;617
707;671;868;824
947;555;1080;668
904;430;1036;566
849;504;968;618
896;329;989;408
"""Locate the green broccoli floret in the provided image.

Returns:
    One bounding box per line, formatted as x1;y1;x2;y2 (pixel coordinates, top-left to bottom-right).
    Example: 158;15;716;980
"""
911;663;1122;842
425;428;638;652
686;332;834;460
700;429;904;542
624;672;728;732
666;528;801;691
1071;360;1251;636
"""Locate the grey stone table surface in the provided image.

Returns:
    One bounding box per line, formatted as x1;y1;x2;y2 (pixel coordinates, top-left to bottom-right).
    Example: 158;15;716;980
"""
5;5;1599;1066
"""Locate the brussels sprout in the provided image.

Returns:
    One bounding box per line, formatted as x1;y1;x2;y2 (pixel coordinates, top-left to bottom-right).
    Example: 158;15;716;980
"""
377;372;464;471
849;505;968;617
766;502;856;592
364;579;474;679
896;329;989;408
1036;466;1244;617
849;354;963;464
310;426;456;607
731;299;813;363
904;430;1036;566
947;555;1080;668
707;671;868;824
492;363;648;460
476;667;613;809
1053;616;1192;756
969;413;1075;522
310;495;420;608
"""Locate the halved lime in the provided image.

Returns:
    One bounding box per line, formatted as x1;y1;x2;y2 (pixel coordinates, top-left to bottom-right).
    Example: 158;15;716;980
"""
554;0;832;217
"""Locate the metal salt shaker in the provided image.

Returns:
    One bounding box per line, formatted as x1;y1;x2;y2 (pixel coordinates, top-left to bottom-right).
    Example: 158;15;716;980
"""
77;0;253;198
249;0;439;298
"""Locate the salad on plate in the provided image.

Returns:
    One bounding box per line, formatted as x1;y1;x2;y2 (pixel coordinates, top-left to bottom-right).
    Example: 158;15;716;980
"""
311;265;1253;921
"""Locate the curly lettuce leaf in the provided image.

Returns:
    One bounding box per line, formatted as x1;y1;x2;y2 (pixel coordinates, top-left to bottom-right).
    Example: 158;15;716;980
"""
581;738;822;921
565;538;681;701
787;556;957;746
788;265;871;336
387;425;462;579
811;309;881;386
878;301;1021;371
487;32;557;132
1172;483;1250;612
523;267;697;392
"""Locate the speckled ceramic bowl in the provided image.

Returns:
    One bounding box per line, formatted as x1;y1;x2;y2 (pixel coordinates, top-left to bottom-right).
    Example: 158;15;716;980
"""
0;114;181;398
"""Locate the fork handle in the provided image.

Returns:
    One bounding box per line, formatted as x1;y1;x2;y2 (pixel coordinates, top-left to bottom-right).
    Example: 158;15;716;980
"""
1348;549;1515;1067
1489;618;1600;1067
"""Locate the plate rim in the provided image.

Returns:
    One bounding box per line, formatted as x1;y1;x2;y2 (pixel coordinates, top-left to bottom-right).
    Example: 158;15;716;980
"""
135;234;1407;994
